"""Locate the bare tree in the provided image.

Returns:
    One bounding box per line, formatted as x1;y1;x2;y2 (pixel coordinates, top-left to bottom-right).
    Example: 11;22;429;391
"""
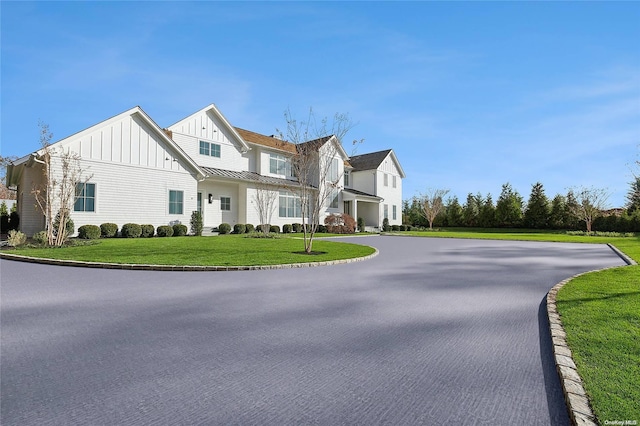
0;155;18;199
31;122;91;246
416;188;450;230
252;183;278;236
569;186;610;233
277;108;362;253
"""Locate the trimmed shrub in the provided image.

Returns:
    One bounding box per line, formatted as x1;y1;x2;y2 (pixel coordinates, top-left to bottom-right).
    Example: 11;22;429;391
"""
173;223;188;236
32;230;48;245
233;223;246;234
100;223;118;238
245;224;255;233
7;230;26;247
317;224;327;233
157;225;173;237
190;211;203;236
391;225;400;232
121;223;142;238
292;223;302;233
357;217;365;233
141;224;155;238
382;218;390;232
218;223;231;234
282;224;292;233
78;224;101;239
269;225;280;234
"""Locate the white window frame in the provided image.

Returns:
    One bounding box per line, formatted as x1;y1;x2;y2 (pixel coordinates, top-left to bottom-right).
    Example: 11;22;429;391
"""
384;173;388;187
220;196;231;211
270;153;294;177
74;182;96;212
199;141;221;158
279;191;302;218
169;190;184;215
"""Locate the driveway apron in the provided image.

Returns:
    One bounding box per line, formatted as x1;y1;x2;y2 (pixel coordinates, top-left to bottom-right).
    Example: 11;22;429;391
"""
0;236;626;425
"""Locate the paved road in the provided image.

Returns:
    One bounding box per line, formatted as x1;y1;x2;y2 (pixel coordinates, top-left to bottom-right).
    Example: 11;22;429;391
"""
0;236;626;425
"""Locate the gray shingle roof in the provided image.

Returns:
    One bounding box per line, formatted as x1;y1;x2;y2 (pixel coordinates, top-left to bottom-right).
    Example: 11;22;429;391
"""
348;149;392;172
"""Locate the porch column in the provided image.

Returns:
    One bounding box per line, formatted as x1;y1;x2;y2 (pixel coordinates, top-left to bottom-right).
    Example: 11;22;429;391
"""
353;200;359;230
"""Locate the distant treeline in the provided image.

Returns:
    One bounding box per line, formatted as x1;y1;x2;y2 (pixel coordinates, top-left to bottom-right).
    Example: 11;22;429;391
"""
404;181;640;233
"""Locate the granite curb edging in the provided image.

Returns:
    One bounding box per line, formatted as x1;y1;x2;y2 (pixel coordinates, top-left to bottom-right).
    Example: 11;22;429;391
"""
547;244;634;426
0;248;379;271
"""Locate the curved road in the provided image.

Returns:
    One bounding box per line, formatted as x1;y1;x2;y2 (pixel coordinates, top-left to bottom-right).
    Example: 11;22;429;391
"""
1;236;626;425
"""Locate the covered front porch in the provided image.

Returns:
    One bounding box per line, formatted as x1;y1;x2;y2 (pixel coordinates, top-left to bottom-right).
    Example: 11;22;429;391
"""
342;188;382;231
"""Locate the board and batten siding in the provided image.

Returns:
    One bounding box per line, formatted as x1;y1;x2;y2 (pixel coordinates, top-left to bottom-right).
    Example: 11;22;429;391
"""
375;155;403;226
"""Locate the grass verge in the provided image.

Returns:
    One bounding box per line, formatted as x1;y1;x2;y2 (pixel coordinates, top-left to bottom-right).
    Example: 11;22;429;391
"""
6;235;375;266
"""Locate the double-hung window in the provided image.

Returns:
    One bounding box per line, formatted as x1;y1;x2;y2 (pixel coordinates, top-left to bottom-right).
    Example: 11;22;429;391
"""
169;190;184;214
74;183;96;212
393;205;397;220
199;141;221;158
384;173;388;187
392;175;397;188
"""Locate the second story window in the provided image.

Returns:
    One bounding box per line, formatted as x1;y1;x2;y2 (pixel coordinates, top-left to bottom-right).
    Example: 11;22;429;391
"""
270;153;294;177
384;173;389;187
393;175;397;188
344;171;350;187
200;141;221;158
328;158;339;182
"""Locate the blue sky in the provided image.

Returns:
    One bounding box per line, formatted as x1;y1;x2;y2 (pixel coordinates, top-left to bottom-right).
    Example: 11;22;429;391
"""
2;1;639;207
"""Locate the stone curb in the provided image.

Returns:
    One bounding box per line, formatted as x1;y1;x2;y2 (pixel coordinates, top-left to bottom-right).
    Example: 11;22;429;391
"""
0;248;379;272
547;244;634;426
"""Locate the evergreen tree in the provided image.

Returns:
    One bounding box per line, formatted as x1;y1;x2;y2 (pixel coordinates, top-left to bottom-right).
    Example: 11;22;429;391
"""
564;190;581;230
523;182;550;229
495;183;523;227
445;196;464;227
478;194;496;228
462;193;480;227
626;177;640;213
549;194;567;229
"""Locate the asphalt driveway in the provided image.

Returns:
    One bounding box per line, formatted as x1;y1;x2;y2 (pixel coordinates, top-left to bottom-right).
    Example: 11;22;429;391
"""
0;236;626;425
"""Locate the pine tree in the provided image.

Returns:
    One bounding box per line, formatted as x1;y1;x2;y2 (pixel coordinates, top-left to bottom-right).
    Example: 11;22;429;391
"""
495;183;523;227
445;196;464;227
626;177;640;213
478;194;496;228
523;182;550;229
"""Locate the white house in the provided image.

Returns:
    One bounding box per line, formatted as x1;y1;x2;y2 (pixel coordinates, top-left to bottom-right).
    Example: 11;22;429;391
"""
8;104;405;236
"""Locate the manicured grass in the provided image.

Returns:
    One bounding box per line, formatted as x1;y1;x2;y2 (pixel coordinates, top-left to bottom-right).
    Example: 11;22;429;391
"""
556;268;640;423
403;227;640;423
9;235;376;266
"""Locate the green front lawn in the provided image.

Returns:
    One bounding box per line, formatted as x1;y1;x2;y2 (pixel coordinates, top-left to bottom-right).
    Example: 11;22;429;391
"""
8;235;376;266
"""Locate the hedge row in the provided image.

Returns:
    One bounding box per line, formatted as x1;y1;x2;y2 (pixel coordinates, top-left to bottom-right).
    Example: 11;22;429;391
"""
77;223;189;239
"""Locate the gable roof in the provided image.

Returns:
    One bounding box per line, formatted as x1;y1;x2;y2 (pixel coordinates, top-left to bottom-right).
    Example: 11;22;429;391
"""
168;104;250;153
8;106;206;182
349;149;406;178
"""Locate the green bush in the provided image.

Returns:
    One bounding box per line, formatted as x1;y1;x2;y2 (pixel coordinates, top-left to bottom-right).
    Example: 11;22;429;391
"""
270;225;280;234
141;224;155;238
256;224;269;233
32;230;48;245
190;211;203;236
218;223;231;234
233;223;246;234
292;223;302;233
78;224;101;239
382;218;390;232
100;223;118;238
357;217;365;233
7;230;26;247
282;224;292;233
173;223;188;236
121;223;142;238
53;210;74;240
317;225;327;233
391;225;400;231
156;225;173;237
245;224;255;233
